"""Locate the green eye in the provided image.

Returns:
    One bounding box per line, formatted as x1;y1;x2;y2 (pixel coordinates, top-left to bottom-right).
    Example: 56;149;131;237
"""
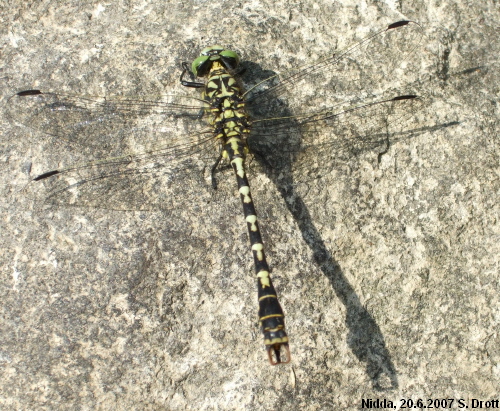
191;46;240;77
201;45;224;55
220;50;240;66
191;55;209;77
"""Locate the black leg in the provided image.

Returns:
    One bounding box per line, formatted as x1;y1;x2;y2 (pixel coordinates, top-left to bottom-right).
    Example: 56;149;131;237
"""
180;62;205;88
210;154;223;189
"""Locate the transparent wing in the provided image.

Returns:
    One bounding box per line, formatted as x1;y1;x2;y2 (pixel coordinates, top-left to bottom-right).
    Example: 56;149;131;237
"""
6;90;207;154
6;90;232;210
243;20;425;185
245;21;424;116
27;127;227;211
8;20;425;212
248;94;425;185
7;90;231;211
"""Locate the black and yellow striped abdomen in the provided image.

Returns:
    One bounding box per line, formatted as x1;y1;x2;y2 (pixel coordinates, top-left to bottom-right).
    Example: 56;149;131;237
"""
200;56;290;365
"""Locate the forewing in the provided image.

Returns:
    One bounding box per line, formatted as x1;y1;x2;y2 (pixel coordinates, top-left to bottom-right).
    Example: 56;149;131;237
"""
5;90;207;155
6;89;230;212
245;21;424;116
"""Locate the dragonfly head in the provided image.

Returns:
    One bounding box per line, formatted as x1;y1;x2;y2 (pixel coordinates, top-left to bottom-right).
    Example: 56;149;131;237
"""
191;45;240;77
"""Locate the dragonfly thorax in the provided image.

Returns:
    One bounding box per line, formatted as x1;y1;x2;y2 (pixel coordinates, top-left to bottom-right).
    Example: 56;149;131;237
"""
203;59;251;154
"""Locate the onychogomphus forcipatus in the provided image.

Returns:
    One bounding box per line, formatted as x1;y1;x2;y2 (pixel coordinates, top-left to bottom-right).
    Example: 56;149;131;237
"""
6;20;424;364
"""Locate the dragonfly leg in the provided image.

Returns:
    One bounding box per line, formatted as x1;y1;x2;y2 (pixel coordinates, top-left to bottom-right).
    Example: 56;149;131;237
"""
210;154;223;189
180;62;205;88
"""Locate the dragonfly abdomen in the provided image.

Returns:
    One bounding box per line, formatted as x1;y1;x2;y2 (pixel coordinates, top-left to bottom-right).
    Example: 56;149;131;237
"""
203;58;290;364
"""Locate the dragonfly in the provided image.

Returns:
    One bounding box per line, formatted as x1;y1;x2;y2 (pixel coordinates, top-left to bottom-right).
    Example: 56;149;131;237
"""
6;20;424;365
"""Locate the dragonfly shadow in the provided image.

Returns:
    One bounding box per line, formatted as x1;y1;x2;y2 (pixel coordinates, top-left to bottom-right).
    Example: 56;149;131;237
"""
9;36;464;375
242;60;400;388
264;167;400;389
283;184;398;390
245;59;461;388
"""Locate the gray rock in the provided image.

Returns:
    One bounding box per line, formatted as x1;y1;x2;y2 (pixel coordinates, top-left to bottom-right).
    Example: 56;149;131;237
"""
1;1;498;409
